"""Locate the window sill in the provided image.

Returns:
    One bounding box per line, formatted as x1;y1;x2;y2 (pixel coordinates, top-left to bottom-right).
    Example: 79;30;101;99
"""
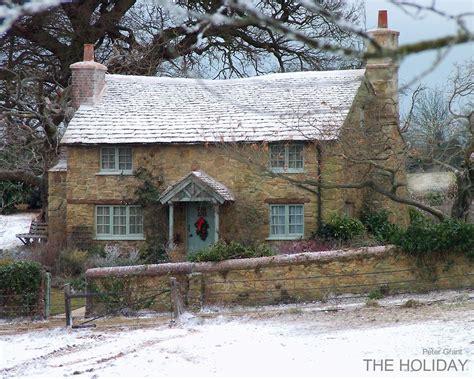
95;171;134;176
266;236;303;241
270;169;304;174
95;236;145;241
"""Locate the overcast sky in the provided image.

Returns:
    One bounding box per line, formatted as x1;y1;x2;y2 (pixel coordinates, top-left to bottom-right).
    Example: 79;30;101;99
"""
364;0;474;113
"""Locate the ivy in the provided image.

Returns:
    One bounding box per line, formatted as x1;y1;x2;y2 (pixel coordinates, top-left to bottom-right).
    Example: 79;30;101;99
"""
133;167;163;206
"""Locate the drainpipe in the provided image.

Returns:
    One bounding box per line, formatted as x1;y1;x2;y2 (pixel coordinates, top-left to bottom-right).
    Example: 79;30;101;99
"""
316;143;323;230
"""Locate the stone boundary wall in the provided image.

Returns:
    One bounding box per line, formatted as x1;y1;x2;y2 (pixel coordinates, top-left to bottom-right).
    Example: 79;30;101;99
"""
85;246;473;313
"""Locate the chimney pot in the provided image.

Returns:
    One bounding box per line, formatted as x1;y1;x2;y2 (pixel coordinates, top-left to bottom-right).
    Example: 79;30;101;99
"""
378;10;388;28
83;44;95;61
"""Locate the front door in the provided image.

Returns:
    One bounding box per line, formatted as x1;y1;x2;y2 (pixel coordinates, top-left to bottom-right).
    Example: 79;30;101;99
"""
186;202;215;254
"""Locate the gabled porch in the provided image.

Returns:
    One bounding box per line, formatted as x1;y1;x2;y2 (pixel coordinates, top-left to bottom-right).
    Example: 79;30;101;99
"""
158;171;234;254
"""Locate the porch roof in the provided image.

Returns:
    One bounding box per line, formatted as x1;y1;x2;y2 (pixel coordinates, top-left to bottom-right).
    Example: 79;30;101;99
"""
159;171;234;204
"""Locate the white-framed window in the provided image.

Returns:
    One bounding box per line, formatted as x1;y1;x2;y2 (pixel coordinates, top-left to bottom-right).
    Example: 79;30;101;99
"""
269;204;304;239
100;147;133;174
270;144;304;173
95;205;144;239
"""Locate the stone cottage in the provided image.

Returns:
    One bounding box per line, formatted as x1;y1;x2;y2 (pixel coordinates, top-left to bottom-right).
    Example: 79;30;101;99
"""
48;11;407;258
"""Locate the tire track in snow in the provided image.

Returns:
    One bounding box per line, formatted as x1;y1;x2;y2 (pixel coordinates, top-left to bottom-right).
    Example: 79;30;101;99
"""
1;328;195;377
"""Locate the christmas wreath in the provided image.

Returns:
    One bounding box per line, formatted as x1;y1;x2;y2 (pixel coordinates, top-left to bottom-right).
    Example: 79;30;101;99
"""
195;216;209;241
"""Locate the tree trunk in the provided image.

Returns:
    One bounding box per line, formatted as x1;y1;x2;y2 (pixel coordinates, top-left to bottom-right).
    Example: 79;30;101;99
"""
451;168;472;220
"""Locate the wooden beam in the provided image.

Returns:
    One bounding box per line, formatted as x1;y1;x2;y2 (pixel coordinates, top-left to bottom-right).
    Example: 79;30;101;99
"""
214;203;219;243
168;202;174;244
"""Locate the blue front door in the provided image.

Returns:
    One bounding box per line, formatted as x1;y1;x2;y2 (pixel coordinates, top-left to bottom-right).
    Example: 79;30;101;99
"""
186;202;215;254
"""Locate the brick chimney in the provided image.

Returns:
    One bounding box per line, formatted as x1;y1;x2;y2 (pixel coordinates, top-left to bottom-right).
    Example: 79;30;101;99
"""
69;44;107;109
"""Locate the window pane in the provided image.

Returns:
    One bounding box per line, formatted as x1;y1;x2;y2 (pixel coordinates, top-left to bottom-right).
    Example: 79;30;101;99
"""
270;145;285;169
270;205;286;235
288;145;303;169
118;147;132;171
129;206;143;234
101;147;116;170
96;206;110;235
113;206;127;235
288;205;303;234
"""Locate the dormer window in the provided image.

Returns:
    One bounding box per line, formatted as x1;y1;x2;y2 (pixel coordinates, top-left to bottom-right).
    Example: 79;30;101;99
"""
100;147;132;174
270;143;304;173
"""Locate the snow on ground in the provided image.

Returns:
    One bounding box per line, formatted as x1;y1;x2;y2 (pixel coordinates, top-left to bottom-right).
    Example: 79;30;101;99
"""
407;172;456;195
0;212;37;250
1;291;472;377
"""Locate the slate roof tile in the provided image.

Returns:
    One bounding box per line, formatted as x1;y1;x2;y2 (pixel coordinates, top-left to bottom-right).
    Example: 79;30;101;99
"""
61;69;365;145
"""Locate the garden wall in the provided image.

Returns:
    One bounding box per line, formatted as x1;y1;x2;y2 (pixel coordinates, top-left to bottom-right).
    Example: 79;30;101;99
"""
85;246;473;313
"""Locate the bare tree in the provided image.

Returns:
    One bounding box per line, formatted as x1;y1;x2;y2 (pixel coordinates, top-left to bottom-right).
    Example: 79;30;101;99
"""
405;88;464;170
0;0;363;216
0;0;473;220
447;61;473;220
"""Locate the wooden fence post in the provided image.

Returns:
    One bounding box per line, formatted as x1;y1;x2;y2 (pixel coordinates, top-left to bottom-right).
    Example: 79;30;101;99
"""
170;277;182;319
64;283;72;327
44;272;51;318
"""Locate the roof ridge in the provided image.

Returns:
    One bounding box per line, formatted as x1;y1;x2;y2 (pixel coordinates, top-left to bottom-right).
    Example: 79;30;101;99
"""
105;69;366;84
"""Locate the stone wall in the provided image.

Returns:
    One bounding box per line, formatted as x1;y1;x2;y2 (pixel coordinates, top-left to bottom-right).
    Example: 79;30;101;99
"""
47;170;67;260
85;246;473;313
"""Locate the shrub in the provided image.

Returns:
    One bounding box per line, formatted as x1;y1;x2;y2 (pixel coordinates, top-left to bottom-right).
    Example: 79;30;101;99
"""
139;237;170;264
0;261;43;316
315;215;366;241
424;191;446;206
392;218;474;259
360;209;401;243
91;276;155;314
58;249;89;277
87;244;106;258
88;244;142;268
189;240;275;262
276;239;335;254
0;181;31;214
68;276;87;292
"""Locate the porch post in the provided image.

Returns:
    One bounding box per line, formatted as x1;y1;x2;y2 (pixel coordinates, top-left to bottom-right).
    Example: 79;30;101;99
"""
214;203;219;242
168;202;174;244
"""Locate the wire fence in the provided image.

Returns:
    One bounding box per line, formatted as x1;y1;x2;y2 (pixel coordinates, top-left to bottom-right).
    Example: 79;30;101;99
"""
189;262;473;307
0;272;50;319
1;262;471;327
81;261;472;324
63;277;182;328
0;293;44;317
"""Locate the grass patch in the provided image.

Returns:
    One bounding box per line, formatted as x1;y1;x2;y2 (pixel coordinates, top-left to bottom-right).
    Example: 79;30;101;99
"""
50;287;85;316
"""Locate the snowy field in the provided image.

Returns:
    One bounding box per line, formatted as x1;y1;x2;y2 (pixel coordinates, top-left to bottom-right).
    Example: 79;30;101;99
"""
0;212;37;250
1;291;472;377
407;172;456;195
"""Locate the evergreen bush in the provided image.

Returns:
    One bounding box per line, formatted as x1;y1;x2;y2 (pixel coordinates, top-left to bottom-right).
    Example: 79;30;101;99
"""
0;261;43;316
315;214;366;241
360;209;401;243
189;240;275;262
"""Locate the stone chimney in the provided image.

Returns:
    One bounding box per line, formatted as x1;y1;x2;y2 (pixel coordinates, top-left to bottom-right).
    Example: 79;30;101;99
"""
69;44;107;109
366;10;400;112
364;11;408;225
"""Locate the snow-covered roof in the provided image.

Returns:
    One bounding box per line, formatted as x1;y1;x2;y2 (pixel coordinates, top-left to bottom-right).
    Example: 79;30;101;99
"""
61;69;365;145
159;171;234;204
